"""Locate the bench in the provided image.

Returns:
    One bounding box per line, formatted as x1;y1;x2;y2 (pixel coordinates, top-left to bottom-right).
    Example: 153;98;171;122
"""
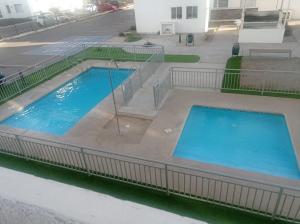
249;49;292;59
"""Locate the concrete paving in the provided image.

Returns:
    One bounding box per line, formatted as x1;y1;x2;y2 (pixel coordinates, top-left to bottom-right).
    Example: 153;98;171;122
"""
0;167;206;224
0;196;86;224
105;24;300;67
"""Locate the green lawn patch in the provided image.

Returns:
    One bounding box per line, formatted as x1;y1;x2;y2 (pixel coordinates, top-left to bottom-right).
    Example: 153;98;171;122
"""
221;56;300;99
164;54;200;63
0;153;288;224
125;32;142;42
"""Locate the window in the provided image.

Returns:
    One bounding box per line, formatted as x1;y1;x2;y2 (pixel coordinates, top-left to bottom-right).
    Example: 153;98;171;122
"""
14;4;24;13
171;7;182;19
0;10;3;18
186;6;198;19
214;0;229;8
6;5;11;14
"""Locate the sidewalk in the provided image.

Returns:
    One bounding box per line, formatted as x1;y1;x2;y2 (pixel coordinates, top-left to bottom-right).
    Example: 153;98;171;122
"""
0;167;206;224
0;11;112;42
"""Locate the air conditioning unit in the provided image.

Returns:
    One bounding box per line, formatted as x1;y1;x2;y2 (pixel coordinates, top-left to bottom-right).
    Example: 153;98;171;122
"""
160;22;176;35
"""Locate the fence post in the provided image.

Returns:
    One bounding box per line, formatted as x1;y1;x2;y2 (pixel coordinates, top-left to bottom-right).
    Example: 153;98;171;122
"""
272;187;283;220
15;80;22;94
134;46;137;62
170;67;174;88
214;69;218;90
165;164;169;195
15;135;28;160
80;148;90;175
261;78;266;96
153;82;159;110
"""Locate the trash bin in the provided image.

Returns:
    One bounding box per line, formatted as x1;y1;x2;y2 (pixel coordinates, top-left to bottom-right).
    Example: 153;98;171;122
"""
186;33;194;46
232;43;240;56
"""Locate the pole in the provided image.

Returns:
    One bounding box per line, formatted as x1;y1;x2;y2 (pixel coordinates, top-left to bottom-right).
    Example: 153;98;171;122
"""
108;60;121;135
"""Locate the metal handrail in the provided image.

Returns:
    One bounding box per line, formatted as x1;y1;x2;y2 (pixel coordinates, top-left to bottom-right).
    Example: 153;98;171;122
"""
171;66;300;75
0;128;299;192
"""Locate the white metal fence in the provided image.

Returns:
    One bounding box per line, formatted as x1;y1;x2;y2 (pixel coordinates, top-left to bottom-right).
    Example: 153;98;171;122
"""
153;72;172;109
169;67;300;97
122;52;164;105
152;66;300;112
0;129;299;223
0;44;164;105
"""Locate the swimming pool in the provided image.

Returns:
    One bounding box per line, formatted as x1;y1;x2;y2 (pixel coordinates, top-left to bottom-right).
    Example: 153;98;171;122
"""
0;67;134;136
174;106;300;180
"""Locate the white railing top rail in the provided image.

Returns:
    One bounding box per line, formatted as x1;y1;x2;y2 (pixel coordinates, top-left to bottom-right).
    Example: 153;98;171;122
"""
0;128;299;192
171;67;300;76
100;43;164;49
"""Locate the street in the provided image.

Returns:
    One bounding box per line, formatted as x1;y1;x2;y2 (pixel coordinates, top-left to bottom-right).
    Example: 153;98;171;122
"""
0;9;135;75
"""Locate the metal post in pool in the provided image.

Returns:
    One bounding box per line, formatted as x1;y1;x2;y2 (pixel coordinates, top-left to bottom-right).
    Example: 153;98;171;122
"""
108;60;121;135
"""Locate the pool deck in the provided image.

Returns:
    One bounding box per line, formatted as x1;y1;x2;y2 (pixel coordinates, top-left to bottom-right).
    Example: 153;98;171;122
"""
0;60;300;188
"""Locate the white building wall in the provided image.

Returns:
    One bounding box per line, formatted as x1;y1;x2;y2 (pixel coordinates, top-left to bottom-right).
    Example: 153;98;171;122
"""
0;0;32;19
287;0;300;20
134;0;210;34
211;0;300;19
239;27;285;43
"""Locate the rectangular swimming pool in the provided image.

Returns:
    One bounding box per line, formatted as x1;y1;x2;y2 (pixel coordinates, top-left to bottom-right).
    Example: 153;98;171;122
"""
0;67;134;136
174;106;300;180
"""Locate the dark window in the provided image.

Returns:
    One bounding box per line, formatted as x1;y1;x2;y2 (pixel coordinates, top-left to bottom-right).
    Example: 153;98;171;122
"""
171;7;182;19
186;6;198;19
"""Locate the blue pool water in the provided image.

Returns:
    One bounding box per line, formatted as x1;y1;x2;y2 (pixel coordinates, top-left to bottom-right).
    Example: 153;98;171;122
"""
174;106;300;180
1;67;133;136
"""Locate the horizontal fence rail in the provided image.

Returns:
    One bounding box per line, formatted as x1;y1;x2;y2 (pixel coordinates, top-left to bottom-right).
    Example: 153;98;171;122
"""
0;129;299;223
170;67;300;98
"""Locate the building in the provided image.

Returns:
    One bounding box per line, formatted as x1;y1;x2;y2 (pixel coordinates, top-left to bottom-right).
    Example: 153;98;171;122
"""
134;0;300;37
134;0;210;34
0;0;32;19
0;0;86;20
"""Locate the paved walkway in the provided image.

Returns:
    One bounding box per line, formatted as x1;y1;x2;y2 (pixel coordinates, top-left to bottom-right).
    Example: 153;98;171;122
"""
0;167;205;224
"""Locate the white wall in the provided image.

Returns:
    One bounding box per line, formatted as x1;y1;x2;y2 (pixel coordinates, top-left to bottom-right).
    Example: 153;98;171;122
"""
287;0;300;20
0;0;32;19
210;0;300;19
238;27;285;43
28;0;84;13
134;0;210;34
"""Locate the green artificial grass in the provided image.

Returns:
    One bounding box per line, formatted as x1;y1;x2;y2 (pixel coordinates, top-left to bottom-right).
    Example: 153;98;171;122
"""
0;153;285;224
125;32;142;42
164;54;200;63
0;47;200;104
221;56;300;99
